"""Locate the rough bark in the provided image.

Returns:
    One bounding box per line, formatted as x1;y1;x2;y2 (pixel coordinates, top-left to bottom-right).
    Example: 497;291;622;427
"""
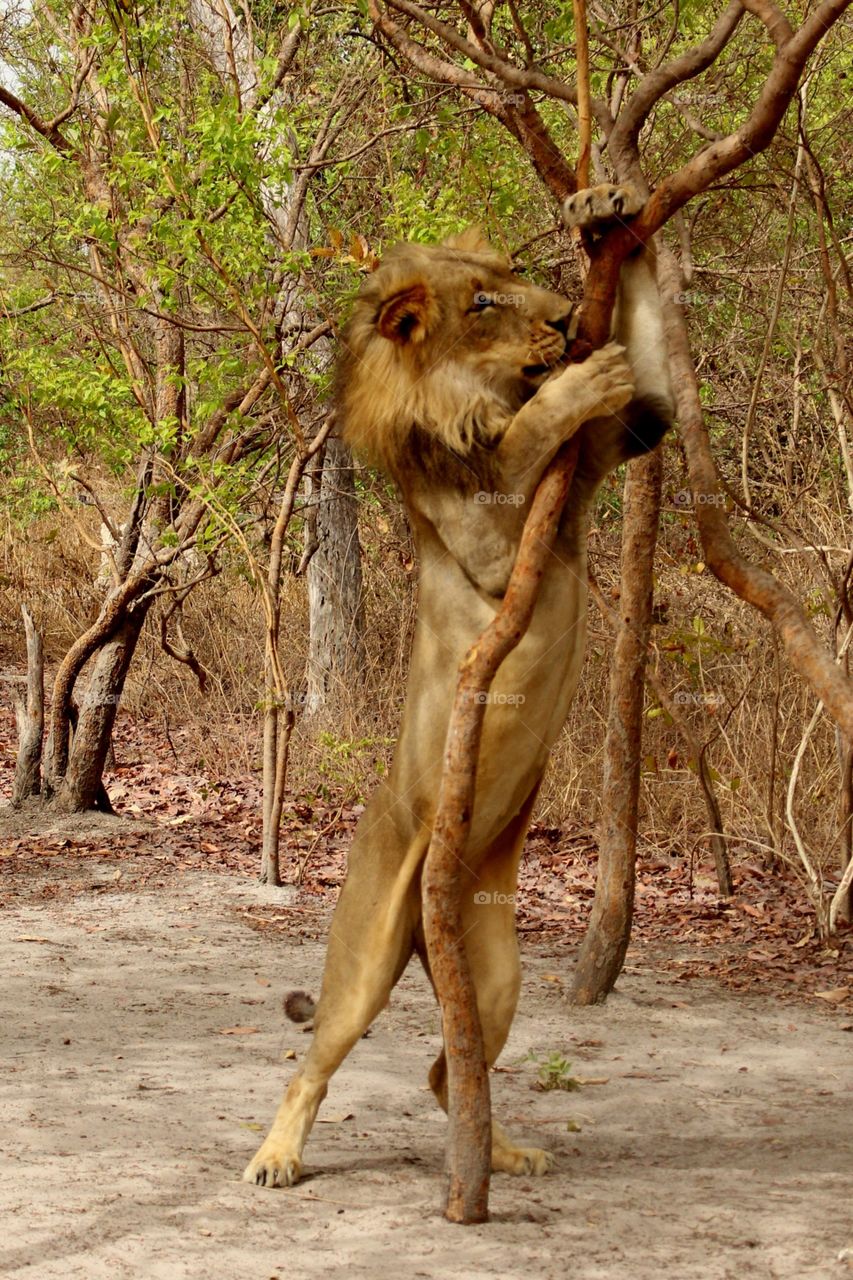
9;605;45;805
260;416;335;884
572;449;663;1005
54;607;150;814
590;575;734;898
305;434;366;714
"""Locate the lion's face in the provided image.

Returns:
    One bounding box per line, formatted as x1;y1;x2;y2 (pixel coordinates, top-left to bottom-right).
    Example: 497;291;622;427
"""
338;229;575;475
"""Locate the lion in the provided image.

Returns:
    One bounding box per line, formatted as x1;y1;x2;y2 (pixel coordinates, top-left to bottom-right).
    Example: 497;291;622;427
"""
244;184;674;1188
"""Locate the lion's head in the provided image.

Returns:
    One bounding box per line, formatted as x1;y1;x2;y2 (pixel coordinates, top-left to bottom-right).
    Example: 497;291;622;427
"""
337;229;577;481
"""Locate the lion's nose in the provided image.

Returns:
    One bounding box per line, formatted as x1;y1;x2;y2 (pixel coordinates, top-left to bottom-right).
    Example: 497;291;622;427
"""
545;310;574;338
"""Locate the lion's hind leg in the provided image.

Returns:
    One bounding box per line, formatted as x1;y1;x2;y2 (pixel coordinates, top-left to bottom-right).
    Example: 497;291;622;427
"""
244;822;424;1188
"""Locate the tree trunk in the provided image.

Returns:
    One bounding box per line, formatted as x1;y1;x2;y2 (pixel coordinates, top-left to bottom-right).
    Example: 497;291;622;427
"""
572;449;662;1005
305;435;366;713
836;740;853;927
10;604;44;805
53;607;149;814
423;436;582;1225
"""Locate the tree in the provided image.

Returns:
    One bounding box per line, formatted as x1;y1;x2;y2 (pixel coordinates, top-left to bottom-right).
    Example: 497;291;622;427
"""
0;1;347;813
369;0;852;991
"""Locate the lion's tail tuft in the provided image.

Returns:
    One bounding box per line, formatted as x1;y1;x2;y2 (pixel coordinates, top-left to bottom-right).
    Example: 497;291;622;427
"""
283;990;316;1023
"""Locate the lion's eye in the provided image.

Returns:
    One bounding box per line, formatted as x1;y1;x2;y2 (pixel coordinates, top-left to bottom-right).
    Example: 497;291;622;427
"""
469;293;495;313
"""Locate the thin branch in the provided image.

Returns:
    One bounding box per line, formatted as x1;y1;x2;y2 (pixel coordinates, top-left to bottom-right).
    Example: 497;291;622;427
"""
381;0;578;104
0;84;74;153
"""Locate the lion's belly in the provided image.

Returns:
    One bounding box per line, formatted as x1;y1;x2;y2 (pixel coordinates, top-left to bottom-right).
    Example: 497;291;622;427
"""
388;550;588;849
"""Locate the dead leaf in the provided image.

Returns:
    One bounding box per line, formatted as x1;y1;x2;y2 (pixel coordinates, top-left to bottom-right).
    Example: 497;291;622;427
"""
317;1113;353;1124
218;1026;260;1035
541;973;562;984
282;1049;296;1060
814;988;850;1005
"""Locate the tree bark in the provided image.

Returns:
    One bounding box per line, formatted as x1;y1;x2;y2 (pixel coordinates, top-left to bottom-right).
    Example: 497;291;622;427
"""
10;605;45;805
573;449;663;1005
424;436;582;1224
305;434;366;714
53;607;150;814
657;245;853;744
260;416;336;883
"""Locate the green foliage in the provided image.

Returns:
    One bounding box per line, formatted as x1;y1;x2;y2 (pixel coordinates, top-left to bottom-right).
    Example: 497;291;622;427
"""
314;732;395;803
526;1050;580;1092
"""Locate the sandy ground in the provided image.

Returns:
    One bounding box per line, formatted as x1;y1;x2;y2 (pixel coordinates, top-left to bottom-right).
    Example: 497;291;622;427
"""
1;857;852;1280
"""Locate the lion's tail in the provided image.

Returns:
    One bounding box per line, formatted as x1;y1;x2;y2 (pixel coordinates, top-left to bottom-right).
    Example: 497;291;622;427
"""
283;990;316;1023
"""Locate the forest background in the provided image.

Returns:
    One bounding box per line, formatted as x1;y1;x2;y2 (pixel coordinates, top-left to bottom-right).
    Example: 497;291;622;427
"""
0;0;851;948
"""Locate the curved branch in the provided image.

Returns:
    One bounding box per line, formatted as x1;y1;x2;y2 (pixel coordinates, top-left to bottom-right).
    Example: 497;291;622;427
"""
0;84;74;153
634;0;851;237
381;0;578;104
370;1;577;200
608;2;745;167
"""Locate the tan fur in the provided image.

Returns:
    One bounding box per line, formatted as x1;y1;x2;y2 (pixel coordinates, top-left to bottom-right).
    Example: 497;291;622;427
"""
244;186;674;1190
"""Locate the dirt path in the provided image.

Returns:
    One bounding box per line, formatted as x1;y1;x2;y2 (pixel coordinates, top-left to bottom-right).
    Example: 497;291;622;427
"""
1;857;851;1280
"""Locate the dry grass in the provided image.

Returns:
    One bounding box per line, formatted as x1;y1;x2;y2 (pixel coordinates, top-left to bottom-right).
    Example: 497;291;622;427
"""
1;458;847;906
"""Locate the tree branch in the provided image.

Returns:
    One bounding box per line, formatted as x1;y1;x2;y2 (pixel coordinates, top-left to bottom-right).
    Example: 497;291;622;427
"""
0;84;74;153
633;0;851;237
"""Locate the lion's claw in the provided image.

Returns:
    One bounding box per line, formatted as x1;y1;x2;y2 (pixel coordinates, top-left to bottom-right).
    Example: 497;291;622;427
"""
563;183;644;230
243;1145;302;1189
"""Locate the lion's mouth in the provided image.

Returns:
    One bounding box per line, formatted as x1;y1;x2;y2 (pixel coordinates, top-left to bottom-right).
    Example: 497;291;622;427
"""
523;356;567;381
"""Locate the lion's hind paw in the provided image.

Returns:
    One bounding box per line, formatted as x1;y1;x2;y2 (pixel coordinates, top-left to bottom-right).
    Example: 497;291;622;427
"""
492;1142;555;1177
562;183;644;231
243;1143;303;1189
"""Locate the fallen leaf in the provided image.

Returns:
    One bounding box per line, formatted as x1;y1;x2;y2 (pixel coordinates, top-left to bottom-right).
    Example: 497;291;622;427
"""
317;1113;354;1124
218;1026;260;1035
814;988;850;1005
282;1049;296;1060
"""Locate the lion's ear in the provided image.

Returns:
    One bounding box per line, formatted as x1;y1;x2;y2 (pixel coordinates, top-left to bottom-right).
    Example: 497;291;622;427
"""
442;225;493;254
375;280;437;344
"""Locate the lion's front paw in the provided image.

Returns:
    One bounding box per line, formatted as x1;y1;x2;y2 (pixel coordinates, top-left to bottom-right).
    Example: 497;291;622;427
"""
562;183;644;230
575;341;634;417
492;1143;555;1177
243;1141;303;1189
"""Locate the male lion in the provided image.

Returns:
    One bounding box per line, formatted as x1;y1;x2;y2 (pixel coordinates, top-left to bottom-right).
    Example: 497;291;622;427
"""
244;184;673;1188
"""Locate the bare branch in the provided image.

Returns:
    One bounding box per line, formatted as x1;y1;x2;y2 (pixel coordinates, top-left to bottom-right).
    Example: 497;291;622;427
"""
0;294;56;319
607;2;745;166
381;0;578;104
0;84;74;153
635;0;851;237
